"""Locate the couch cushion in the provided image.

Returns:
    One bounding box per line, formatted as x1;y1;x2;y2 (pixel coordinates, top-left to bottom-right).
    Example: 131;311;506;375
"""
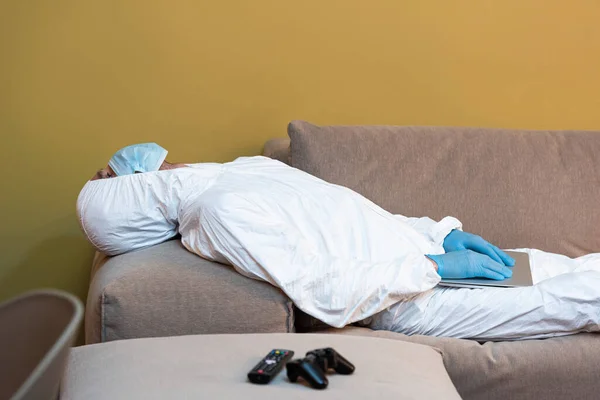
288;120;600;257
264;138;291;164
85;240;293;343
62;333;461;399
328;327;600;400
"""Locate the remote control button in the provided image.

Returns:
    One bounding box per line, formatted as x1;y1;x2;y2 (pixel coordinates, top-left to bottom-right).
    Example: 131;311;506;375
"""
257;370;263;374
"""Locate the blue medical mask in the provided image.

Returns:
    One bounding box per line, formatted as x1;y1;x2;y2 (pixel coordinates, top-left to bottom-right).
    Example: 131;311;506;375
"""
108;143;168;176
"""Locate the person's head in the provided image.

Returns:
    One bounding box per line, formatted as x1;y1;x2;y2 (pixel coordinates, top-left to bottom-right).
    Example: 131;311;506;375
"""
92;165;117;180
91;143;168;181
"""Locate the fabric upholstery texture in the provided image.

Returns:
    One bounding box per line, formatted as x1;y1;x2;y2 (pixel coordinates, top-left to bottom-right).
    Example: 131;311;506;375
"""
61;333;461;400
328;327;600;400
85;240;293;344
263;138;290;164
287;120;600;258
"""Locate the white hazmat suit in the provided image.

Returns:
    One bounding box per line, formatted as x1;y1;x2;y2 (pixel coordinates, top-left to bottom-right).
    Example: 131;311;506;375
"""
77;156;600;340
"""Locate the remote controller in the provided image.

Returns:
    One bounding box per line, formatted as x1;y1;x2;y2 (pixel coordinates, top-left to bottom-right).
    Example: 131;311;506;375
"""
247;349;295;384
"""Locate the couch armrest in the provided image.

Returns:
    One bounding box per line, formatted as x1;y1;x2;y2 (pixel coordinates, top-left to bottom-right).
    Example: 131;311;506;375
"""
85;240;294;344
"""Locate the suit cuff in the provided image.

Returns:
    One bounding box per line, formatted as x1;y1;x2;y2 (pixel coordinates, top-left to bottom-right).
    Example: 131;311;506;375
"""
430;216;463;247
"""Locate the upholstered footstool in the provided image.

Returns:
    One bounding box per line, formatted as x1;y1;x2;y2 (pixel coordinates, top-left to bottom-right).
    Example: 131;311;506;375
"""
61;333;461;399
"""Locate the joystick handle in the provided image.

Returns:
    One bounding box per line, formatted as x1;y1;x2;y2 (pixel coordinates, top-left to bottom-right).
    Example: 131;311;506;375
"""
307;348;355;375
331;349;355;375
286;354;329;390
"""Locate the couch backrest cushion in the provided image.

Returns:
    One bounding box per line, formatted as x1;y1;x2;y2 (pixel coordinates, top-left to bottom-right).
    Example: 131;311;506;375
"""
286;120;600;257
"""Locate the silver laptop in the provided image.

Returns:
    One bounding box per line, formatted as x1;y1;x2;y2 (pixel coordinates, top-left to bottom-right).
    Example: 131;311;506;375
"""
438;251;533;288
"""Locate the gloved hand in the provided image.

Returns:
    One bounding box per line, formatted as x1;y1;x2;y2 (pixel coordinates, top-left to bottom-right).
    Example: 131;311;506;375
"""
427;250;513;280
443;229;515;267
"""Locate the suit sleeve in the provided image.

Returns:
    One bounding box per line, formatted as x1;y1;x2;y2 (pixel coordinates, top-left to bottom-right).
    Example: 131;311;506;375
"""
393;215;463;248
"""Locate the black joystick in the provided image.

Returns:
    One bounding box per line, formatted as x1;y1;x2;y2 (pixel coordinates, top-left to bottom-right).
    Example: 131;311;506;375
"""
286;348;355;390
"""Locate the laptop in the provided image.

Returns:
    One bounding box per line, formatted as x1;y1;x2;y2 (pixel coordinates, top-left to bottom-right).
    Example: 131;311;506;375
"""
438;251;533;288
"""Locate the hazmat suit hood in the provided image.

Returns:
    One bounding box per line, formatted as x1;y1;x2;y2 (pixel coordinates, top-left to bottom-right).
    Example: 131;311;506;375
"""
76;169;191;256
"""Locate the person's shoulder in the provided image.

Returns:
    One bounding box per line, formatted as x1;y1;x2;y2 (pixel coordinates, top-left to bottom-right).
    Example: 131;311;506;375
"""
185;162;223;169
227;155;290;169
231;155;276;163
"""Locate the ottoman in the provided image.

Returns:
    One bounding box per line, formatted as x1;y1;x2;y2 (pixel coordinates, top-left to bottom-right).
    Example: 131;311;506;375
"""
61;333;461;399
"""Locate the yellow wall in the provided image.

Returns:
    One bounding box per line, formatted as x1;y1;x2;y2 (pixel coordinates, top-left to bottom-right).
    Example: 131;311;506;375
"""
2;1;600;305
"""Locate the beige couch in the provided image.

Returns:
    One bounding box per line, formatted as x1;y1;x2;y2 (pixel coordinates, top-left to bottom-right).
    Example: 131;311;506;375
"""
85;121;600;399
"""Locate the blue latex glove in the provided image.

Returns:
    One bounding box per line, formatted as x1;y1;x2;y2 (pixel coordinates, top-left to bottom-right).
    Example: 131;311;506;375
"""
443;229;515;267
427;250;513;280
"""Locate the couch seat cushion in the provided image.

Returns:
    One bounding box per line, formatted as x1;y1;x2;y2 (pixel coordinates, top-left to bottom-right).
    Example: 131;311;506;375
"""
328;326;600;400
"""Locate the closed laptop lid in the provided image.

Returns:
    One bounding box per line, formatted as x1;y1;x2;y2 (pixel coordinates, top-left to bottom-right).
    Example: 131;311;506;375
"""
438;251;533;289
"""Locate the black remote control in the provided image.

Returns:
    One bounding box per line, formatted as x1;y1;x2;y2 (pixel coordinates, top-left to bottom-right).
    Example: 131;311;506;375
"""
247;349;294;384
